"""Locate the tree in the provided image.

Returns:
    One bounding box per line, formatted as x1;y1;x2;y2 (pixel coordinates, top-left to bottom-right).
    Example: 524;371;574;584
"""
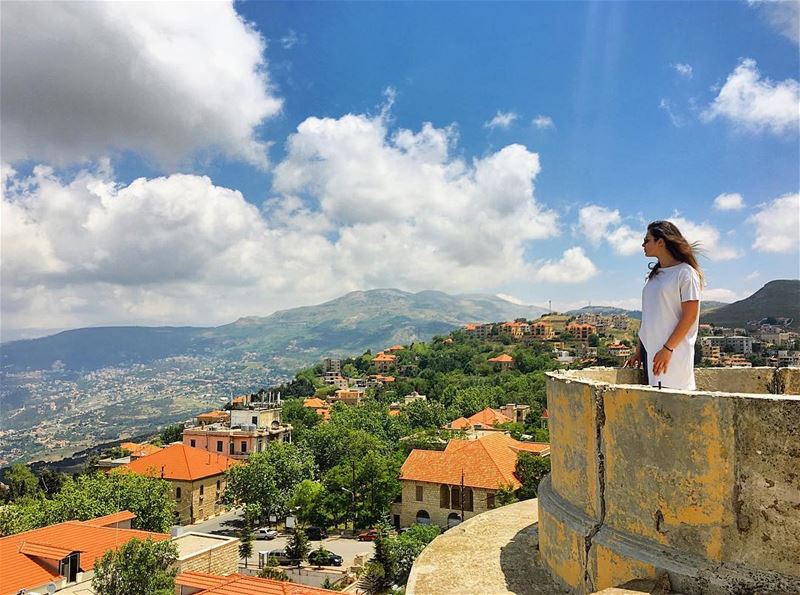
37;467;67;497
321;576;339;590
404;399;448;429
224;442;315;521
238;503;259;568
258;556;289;580
368;525;396;591
159;424;184;445
3;464;39;502
92;537;178;595
288;479;331;528
311;544;331;568
516;454;551;499
0;471;175;536
391;523;440;584
285;528;310;566
450;385;502;418
496;483;518;506
360;560;388;595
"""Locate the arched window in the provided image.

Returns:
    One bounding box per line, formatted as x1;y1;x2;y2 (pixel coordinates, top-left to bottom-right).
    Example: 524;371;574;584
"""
463;488;474;512
415;510;431;525
439;485;450;508
447;512;462;528
451;486;461;510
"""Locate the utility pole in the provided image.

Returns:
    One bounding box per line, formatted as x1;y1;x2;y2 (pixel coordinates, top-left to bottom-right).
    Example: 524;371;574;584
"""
351;459;356;532
460;468;465;524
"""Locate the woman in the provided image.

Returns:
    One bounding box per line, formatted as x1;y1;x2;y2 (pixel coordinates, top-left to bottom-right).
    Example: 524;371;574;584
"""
624;220;703;390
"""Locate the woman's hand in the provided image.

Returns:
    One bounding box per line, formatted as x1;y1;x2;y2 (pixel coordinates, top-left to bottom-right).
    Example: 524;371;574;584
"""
652;347;673;376
623;350;642;369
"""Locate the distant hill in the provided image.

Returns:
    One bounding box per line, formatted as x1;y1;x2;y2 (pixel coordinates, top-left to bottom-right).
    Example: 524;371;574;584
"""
566;301;728;321
1;288;549;373
701;280;800;329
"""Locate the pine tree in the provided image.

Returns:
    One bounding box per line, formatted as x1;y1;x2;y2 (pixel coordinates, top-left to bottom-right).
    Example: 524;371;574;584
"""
285;528;310;566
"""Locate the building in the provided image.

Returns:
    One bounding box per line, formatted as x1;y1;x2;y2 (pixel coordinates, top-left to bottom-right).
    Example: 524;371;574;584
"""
196;411;231;426
323;358;341;374
530;321;556;340
702;344;722;365
776;350;800;367
182;405;293;461
120;443;236;525
565;322;596;341
725;335;754;355
392;433;550;530
332;387;365;405
303;397;331;421
176;571;339;594
0;511;170;595
465;323;494;340
606;343;633;360
96;441;164;470
498;403;530;424
501;321;531;339
720;353;752;367
402;391;427;405
372;352;397;373
385;344;405;353
487;353;514;371
535;314;571;332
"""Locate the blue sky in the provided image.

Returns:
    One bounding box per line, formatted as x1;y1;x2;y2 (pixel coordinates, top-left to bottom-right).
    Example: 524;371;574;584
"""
1;1;798;335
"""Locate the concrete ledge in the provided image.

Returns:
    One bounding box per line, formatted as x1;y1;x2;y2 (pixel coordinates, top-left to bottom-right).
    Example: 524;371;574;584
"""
539;466;800;595
406;498;567;595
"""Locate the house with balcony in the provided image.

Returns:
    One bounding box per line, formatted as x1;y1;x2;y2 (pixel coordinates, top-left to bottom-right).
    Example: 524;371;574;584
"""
392;433;549;531
566;322;596;341
120;443;235;525
182;405;293;461
332;387;365;405
372;351;397;373
0;511;170;595
529;321;556;340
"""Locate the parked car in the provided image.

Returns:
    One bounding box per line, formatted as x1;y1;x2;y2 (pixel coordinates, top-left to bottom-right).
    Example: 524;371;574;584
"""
308;549;343;567
253;527;278;540
357;529;379;541
267;549;298;565
306;526;328;541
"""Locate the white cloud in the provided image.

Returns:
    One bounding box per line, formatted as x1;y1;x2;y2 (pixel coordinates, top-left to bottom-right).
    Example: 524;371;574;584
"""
749;0;800;45
713;192;745;211
576;205;643;255
2;114;564;331
280;29;302;49
745;271;760;281
0;1;282;167
484;111;518;130
532;115;555;129
671;63;694;78
701;59;800;135
659;98;686;127
701;287;740;303
496;293;526;305
667;215;742;261
535;247;598;283
748;193;800;253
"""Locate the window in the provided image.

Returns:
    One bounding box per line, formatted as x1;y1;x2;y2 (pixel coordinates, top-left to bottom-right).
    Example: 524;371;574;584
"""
216;479;221;490
200;485;204;495
216;440;223;452
439;485;450;508
252;416;258;425
241;441;247;453
190;439;196;448
487;493;495;509
229;442;234;455
416;485;423;502
176;487;182;499
451;486;461;509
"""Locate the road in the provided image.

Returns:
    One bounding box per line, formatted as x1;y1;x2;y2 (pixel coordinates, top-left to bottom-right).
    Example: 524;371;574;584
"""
186;507;376;571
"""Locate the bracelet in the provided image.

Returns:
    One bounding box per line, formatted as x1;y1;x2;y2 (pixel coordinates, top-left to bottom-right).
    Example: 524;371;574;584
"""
663;345;674;352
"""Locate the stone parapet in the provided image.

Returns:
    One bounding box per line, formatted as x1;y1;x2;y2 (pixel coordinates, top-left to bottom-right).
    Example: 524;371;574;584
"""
539;367;800;594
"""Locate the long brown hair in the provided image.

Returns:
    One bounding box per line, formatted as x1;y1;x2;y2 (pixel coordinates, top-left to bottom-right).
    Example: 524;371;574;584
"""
646;220;705;288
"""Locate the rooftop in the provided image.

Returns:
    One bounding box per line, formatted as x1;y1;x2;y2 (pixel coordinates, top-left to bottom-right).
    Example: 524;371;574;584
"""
120;443;236;481
176;571;339;594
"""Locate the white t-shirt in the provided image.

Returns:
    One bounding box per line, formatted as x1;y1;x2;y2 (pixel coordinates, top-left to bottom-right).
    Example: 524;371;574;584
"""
639;262;701;390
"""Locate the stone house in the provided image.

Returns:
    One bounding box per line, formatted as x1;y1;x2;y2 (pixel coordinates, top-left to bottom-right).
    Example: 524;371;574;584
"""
392;433;550;530
120;443;236;525
487;353;514;371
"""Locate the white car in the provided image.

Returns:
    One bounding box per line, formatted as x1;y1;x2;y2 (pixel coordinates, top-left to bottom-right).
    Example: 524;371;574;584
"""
254;528;279;540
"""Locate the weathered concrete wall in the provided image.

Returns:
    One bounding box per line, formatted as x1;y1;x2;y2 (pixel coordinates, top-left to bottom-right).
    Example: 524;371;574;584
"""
539;367;800;594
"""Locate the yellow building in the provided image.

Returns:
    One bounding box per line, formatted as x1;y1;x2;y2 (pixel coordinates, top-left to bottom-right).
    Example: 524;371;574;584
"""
120;443;236;525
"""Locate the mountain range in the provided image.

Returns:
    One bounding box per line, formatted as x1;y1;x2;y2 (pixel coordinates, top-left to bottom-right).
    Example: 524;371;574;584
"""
0;289;549;373
700;280;799;330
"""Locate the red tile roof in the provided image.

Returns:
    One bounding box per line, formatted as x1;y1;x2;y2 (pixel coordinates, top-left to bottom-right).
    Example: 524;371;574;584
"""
468;407;513;427
488;353;514;363
119;443;235;481
176;572;339;594
83;510;136;527
399;433;548;490
0;513;168;595
120;441;163;457
385;344;405;352
372;352;397;362
303;397;328;409
446;416;472;430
